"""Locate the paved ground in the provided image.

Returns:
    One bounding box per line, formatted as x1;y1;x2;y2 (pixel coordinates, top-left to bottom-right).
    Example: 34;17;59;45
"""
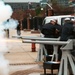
4;29;43;75
1;29;58;75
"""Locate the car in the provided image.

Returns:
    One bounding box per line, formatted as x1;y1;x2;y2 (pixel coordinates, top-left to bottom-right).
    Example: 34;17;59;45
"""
42;15;74;25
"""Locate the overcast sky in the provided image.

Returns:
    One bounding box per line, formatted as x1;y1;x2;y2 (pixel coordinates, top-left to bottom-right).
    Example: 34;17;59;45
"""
3;0;42;3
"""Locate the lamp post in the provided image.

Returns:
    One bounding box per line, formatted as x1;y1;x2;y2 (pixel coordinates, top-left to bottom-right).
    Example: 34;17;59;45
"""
41;2;53;10
41;2;53;16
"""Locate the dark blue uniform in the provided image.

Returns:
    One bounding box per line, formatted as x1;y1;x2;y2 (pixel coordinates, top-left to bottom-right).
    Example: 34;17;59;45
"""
41;23;56;55
41;23;55;38
60;22;74;41
59;21;73;61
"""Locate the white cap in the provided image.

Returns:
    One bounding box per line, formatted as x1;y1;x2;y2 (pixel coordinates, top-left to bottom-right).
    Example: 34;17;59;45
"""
50;19;56;22
64;18;70;21
71;19;75;21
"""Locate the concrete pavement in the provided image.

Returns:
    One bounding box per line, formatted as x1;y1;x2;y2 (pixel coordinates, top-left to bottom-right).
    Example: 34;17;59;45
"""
3;29;58;75
4;29;41;75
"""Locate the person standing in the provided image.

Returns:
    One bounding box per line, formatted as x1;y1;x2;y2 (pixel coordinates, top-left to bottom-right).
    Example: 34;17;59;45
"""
60;18;74;41
59;18;74;61
41;19;56;55
16;20;21;36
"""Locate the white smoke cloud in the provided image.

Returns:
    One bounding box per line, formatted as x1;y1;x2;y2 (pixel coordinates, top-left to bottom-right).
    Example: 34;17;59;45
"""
3;19;19;29
0;0;18;29
0;1;13;23
0;0;18;75
0;54;9;75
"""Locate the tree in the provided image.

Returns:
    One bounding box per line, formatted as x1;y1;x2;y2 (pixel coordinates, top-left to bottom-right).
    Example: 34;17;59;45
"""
11;9;24;20
35;5;41;16
51;0;74;15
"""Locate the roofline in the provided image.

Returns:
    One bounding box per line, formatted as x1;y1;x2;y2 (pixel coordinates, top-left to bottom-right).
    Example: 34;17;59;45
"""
3;0;40;3
45;15;74;18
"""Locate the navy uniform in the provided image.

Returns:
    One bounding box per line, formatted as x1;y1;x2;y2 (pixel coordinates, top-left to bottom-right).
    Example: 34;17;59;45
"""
41;23;55;38
59;18;74;61
41;20;56;55
60;20;73;41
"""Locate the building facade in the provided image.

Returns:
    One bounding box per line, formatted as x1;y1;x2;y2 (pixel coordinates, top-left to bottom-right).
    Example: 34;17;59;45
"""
5;3;39;10
57;0;69;6
4;0;41;10
41;0;70;7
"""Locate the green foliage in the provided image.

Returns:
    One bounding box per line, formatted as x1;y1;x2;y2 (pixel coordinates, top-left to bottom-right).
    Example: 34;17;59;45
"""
51;0;58;4
35;5;41;16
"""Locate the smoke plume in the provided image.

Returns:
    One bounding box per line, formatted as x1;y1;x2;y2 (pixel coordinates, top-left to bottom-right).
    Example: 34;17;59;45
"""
0;0;18;75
